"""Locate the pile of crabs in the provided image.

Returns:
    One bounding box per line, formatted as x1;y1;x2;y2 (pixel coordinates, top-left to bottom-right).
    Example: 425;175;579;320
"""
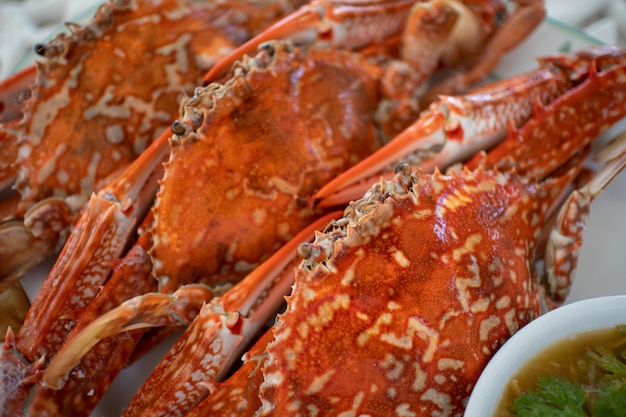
1;0;626;416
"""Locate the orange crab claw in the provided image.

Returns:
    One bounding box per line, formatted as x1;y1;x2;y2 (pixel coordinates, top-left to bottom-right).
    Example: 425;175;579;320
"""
42;284;213;390
15;126;170;363
314;61;573;206
203;0;416;83
314;46;626;207
465;60;626;179
124;211;340;417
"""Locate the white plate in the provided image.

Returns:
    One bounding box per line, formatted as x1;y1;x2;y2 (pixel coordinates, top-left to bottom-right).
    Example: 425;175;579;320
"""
11;14;626;417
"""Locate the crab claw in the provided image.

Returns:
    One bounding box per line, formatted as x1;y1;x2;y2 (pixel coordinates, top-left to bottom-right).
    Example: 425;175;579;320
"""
203;0;416;83
15;126;171;362
314;62;573;207
464;59;626;180
121;211;341;417
42;284;214;390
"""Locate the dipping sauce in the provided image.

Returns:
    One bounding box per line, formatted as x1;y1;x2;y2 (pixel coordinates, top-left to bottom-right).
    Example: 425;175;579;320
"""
495;324;626;416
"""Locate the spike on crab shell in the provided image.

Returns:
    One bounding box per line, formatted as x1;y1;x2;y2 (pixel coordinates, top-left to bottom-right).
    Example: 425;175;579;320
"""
258;163;583;415
31;2;125;64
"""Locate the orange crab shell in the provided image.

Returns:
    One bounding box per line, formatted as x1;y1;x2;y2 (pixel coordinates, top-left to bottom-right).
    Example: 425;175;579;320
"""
13;0;298;216
259;164;576;416
152;42;385;292
0;120;19;193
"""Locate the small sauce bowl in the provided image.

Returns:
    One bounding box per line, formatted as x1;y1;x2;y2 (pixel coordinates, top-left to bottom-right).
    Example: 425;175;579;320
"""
465;295;626;416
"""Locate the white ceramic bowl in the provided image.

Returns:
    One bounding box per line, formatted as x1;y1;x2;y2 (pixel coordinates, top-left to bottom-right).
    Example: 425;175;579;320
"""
465;295;626;416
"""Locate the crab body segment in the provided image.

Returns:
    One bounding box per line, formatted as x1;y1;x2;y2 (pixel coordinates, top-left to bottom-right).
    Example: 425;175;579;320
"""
153;41;384;292
260;166;569;415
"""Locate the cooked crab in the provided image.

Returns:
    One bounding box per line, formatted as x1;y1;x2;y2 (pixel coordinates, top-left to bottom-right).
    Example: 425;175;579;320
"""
20;45;626;416
0;0;305;289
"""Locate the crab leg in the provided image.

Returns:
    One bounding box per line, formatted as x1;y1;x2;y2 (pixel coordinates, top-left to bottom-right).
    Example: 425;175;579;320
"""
0;65;36;123
17;223;157;417
14;127;170;363
40;210;340;416
203;0;417;83
315;46;626;207
544;132;626;306
314;61;573;206
186;328;275;417
41;283;213;390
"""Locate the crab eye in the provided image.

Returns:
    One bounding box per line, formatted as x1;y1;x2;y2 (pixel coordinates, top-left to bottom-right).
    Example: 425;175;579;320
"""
34;43;47;56
296;242;313;260
171;120;185;136
258;42;276;56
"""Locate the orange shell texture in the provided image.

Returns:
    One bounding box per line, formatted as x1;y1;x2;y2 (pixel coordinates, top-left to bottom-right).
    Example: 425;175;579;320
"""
259;167;571;416
14;0;288;215
0;121;19;192
152;42;384;291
